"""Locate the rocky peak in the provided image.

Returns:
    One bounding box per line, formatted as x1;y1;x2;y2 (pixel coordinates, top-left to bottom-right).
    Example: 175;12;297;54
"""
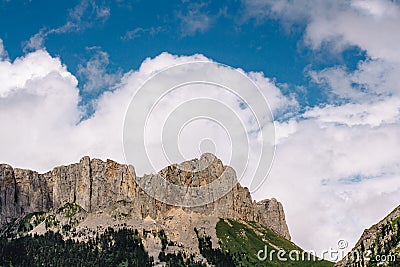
159;153;225;187
256;198;291;240
0;155;291;240
335;205;400;267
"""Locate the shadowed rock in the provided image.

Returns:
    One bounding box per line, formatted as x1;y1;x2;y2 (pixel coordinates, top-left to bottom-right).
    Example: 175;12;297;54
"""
0;154;291;239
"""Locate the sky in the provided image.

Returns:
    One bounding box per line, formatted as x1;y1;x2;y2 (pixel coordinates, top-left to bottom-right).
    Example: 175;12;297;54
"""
1;0;400;261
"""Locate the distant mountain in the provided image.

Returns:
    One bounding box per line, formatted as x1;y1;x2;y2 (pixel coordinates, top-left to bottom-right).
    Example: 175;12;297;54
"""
335;206;400;267
0;154;334;266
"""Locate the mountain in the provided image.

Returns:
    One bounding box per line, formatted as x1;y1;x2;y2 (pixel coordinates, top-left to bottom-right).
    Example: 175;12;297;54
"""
0;153;290;239
334;206;400;267
0;154;333;266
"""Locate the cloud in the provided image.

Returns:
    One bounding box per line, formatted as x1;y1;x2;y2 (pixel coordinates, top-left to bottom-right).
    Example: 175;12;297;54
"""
23;0;110;52
0;49;81;168
0;39;9;61
0;49;294;178
58;0;110;33
7;45;399;262
122;26;164;40
257;111;400;259
177;2;214;36
4;0;400;257
241;0;400;260
77;47;122;93
246;71;299;119
71;0;110;23
23;29;47;52
242;0;400;62
2;44;399;261
0;50;75;97
0;48;297;214
303;98;400;127
309;58;400;102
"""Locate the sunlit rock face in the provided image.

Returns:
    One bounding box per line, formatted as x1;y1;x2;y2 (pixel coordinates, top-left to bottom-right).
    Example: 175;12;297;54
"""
0;154;290;239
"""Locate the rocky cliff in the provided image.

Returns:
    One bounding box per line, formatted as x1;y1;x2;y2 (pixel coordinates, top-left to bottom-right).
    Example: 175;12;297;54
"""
0;153;290;240
335;205;400;267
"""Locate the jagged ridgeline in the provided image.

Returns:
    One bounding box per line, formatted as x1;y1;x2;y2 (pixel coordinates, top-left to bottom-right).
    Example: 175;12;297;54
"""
0;154;334;266
335;206;400;267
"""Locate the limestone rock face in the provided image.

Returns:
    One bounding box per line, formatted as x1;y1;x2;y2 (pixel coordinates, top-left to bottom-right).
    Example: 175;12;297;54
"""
0;154;291;240
0;164;53;225
256;198;291;240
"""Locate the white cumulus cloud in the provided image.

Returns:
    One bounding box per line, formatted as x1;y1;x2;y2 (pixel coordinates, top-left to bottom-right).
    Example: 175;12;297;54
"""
242;0;400;260
0;49;294;184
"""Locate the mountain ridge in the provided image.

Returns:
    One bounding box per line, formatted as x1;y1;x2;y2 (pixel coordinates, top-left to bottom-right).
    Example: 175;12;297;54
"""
335;205;400;267
0;153;290;240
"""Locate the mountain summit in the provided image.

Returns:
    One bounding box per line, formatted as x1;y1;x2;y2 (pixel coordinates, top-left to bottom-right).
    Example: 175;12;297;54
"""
0;154;337;266
0;154;289;239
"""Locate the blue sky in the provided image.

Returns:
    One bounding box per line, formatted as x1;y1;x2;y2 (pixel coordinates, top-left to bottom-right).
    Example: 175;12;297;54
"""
0;0;366;109
1;0;400;261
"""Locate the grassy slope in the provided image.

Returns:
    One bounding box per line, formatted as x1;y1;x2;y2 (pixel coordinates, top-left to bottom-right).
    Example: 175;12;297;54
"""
216;218;334;267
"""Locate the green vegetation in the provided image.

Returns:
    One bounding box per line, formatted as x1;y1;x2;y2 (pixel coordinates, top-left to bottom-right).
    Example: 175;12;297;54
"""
158;251;205;267
158;229;168;251
0;227;154;267
44;214;59;229
0;211;342;266
391;216;400;228
216;218;335;267
56;202;86;217
367;221;400;267
18;212;45;233
0;212;46;238
194;227;235;266
156;229;204;266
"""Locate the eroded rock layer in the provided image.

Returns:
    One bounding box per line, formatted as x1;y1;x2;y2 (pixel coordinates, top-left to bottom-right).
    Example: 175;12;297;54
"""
0;154;291;239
